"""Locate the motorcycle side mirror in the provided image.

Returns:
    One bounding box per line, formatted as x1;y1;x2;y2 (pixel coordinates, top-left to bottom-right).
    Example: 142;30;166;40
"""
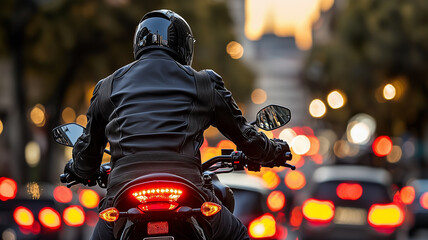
52;123;85;147
255;105;291;131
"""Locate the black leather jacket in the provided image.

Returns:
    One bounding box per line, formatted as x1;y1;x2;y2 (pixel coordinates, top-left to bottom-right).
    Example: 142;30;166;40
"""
72;50;284;195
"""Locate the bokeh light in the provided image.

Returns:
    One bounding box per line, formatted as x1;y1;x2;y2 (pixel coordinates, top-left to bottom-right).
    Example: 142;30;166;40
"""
400;186;415;205
284;170;306;190
76;114;87;126
30;104;46;127
327;90;346;109
25;141;41;167
226;41;244;59
262;171;280;189
279;128;297;143
383;84;396;100
63;206;85;227
251;88;267;104
79;189;100;209
0;177;17;201
53;186;73;203
346;114;376;145
267;191;286;212
372;136;393;157
309;99;326;118
0;120;3;135
386;146;402;163
291;135;310;155
62;107;76;123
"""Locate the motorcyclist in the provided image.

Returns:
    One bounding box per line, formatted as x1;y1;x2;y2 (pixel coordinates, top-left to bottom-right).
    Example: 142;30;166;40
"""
65;9;291;240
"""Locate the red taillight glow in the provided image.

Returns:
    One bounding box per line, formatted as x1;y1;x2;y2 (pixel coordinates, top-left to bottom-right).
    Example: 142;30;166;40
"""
0;177;17;201
39;207;61;230
368;203;404;228
79;189;100;209
201;202;222;217
53;186;73;203
14;207;34;227
248;213;276;239
302;199;334;223
99;207;120;222
132;187;183;203
419;192;428;209
372;136;393;157
290;206;303;227
267;191;286;212
400;186;415;205
336;183;363;200
63;206;85;227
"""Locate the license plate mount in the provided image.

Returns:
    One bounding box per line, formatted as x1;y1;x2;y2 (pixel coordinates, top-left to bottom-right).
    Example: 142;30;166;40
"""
147;221;169;235
334;207;367;225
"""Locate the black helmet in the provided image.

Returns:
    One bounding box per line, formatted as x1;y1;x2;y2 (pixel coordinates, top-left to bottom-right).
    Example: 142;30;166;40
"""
133;9;195;65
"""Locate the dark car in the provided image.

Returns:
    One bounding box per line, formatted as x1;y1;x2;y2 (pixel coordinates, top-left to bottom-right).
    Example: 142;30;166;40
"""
402;179;428;236
218;172;288;240
294;165;405;240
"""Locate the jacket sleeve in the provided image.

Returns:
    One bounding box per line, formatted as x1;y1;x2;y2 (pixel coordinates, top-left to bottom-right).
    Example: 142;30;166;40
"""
71;79;108;179
208;70;282;163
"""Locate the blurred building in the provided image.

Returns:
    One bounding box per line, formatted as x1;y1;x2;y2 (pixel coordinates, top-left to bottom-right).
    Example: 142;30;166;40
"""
227;0;337;126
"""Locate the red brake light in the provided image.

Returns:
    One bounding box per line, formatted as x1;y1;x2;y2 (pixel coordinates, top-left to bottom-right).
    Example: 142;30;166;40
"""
248;213;276;239
336;183;363;200
132;187;183;203
14;206;34;227
0;177;17;201
368;203;404;228
400;186;415;205
39;207;61;230
419;192;428;209
302;198;334;223
267;191;286;212
139;202;179;211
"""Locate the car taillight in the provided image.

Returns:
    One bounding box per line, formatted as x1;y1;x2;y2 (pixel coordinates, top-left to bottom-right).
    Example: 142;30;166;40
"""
336;183;363;200
302;198;334;223
419;192;428;209
0;177;17;201
14;206;34;227
267;191;286;212
63;206;85;227
39;207;61;230
248;213;276;239
400;186;415;205
368;203;404;228
99;207;120;222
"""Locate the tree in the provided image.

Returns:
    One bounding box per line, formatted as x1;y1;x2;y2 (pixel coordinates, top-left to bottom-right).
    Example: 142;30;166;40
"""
303;0;428;167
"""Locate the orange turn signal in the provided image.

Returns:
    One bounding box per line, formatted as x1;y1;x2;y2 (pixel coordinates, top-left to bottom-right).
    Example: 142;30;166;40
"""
201;202;221;217
99;207;120;222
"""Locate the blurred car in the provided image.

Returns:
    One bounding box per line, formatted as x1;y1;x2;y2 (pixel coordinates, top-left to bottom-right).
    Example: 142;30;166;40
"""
401;179;428;236
217;172;288;240
0;177;101;240
294;165;404;240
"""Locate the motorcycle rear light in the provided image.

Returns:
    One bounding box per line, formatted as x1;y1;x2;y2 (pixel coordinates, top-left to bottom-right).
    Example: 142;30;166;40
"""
201;202;221;217
39;207;61;230
302;198;334;223
132;187;183;203
248;213;276;238
336;183;363;200
420;192;428;209
368;203;404;228
99;207;120;222
63;206;85;227
139;202;179;211
267;191;286;212
14;206;34;227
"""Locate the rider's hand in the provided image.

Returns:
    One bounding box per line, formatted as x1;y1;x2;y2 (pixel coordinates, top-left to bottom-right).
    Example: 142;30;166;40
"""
64;159;97;187
265;138;292;167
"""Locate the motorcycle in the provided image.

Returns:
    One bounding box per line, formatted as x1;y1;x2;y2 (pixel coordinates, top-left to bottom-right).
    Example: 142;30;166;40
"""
52;104;294;240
